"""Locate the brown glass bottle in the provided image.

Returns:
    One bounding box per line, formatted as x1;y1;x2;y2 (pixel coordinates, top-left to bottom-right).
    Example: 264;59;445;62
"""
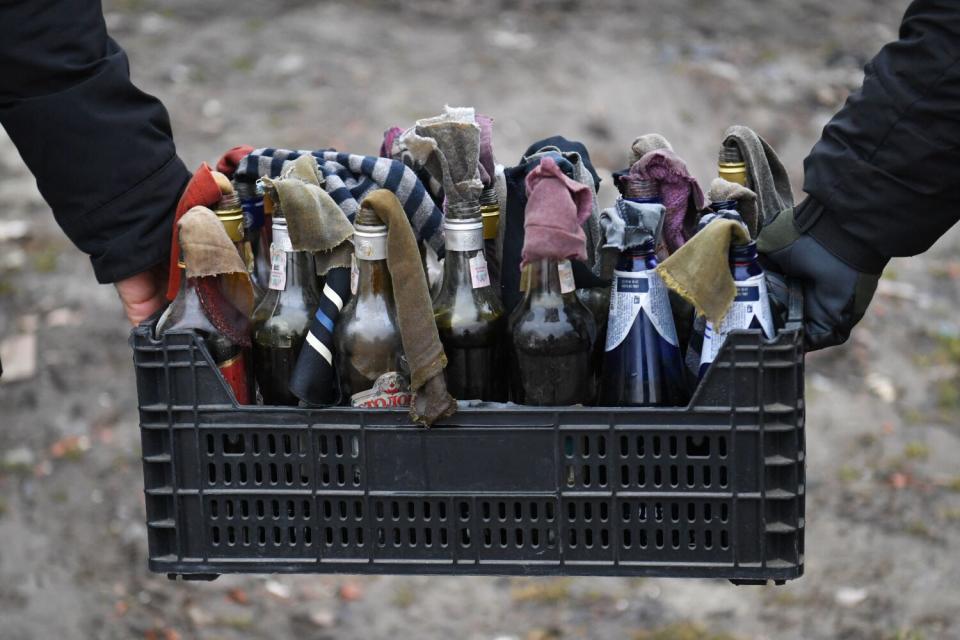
333;214;410;407
509;258;596;405
157;263;252;404
251;216;321;405
433;201;506;401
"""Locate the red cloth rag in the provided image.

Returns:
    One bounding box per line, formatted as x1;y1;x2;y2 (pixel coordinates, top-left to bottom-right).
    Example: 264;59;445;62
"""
165;163;224;301
216;145;255;178
521;156;593;267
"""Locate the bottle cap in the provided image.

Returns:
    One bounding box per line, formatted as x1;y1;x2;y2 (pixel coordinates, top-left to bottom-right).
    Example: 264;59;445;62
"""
354;224;388;261
443;218;484;252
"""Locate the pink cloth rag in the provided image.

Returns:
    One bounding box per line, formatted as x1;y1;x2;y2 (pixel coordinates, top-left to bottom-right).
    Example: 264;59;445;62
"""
379;126;404;158
521;156;593;267
476;114;495;187
633;149;705;254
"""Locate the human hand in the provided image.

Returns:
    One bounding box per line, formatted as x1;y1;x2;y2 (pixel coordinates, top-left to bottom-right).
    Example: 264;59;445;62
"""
114;263;169;326
758;207;880;351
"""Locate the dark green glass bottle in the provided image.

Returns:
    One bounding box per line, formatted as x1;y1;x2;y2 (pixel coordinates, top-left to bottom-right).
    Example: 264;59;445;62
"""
251;214;321;405
509;258;596;405
333;210;410;407
433;200;506;401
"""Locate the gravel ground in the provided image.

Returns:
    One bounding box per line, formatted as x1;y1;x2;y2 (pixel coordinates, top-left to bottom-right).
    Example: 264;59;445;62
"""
4;1;960;638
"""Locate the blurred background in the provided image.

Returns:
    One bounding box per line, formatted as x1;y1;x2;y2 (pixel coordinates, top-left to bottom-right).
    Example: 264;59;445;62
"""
2;0;959;638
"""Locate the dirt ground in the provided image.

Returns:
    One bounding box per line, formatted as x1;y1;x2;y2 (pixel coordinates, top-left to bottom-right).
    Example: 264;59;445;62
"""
3;0;960;638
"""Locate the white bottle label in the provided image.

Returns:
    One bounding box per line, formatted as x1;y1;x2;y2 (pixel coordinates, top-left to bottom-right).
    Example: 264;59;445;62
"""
700;273;775;368
558;260;576;294
605;268;678;352
350;254;359;295
269;244;287;290
469;253;491;289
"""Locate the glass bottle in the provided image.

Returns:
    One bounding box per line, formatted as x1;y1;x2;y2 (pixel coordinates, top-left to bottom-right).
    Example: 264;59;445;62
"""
251;215;322;405
685;199;745;381
235;180;271;294
509;257;596;406
479;187;501;291
156;262;252;404
433;200;506;401
698;241;775;378
333;210;410;407
216;191;264;303
718;143;749;187
599;238;687;406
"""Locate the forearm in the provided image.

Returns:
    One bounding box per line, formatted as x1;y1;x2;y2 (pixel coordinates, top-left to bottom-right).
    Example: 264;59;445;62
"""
800;0;960;272
0;0;190;283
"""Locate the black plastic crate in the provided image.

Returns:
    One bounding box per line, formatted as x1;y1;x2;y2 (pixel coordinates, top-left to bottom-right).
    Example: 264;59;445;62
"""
131;290;805;584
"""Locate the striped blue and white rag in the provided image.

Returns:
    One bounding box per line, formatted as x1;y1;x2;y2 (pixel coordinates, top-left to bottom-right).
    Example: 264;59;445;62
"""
288;266;351;406
234;148;445;255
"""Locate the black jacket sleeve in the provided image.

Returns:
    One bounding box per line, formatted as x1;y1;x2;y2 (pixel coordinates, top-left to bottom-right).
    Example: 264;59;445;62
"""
799;0;960;273
0;0;190;283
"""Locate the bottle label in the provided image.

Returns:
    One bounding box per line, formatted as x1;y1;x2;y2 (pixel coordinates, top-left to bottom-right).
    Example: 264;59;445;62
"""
700;273;775;370
445;226;483;252
350;371;412;409
355;234;387;261
269;244;287;290
218;352;251;405
469;253;491;289
605;268;678;352
350;254;359;295
558;260;576;294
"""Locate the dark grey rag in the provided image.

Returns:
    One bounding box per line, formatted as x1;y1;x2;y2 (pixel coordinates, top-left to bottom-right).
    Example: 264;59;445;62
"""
401;106;483;207
599;199;666;253
722;125;794;227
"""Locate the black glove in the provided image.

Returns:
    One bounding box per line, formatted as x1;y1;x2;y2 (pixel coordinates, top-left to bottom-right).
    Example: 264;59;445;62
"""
758;207;880;351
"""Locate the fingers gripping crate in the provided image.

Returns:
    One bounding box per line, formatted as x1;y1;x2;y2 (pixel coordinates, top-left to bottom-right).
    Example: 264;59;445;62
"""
132;309;804;583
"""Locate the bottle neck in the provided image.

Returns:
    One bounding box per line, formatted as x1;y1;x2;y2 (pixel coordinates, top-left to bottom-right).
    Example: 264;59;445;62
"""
527;258;563;297
624;196;662;205
441;218;483;286
710;199;739;213
271;221;319;296
353;225;392;300
617;241;658;272
216;193;246;244
356;258;392;299
729;241;762;279
479;188;500;241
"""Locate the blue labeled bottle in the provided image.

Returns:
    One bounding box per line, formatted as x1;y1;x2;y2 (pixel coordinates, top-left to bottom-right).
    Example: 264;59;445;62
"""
698;238;775;378
599;183;688;407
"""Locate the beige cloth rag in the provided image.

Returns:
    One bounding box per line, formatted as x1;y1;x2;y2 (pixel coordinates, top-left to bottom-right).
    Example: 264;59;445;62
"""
265;155;354;274
629;133;673;164
358;189;457;427
707;178;760;239
178;206;255;319
656;219;750;327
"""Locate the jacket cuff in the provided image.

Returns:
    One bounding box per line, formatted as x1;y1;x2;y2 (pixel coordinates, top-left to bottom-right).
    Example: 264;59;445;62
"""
794;197;889;275
89;155;191;283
